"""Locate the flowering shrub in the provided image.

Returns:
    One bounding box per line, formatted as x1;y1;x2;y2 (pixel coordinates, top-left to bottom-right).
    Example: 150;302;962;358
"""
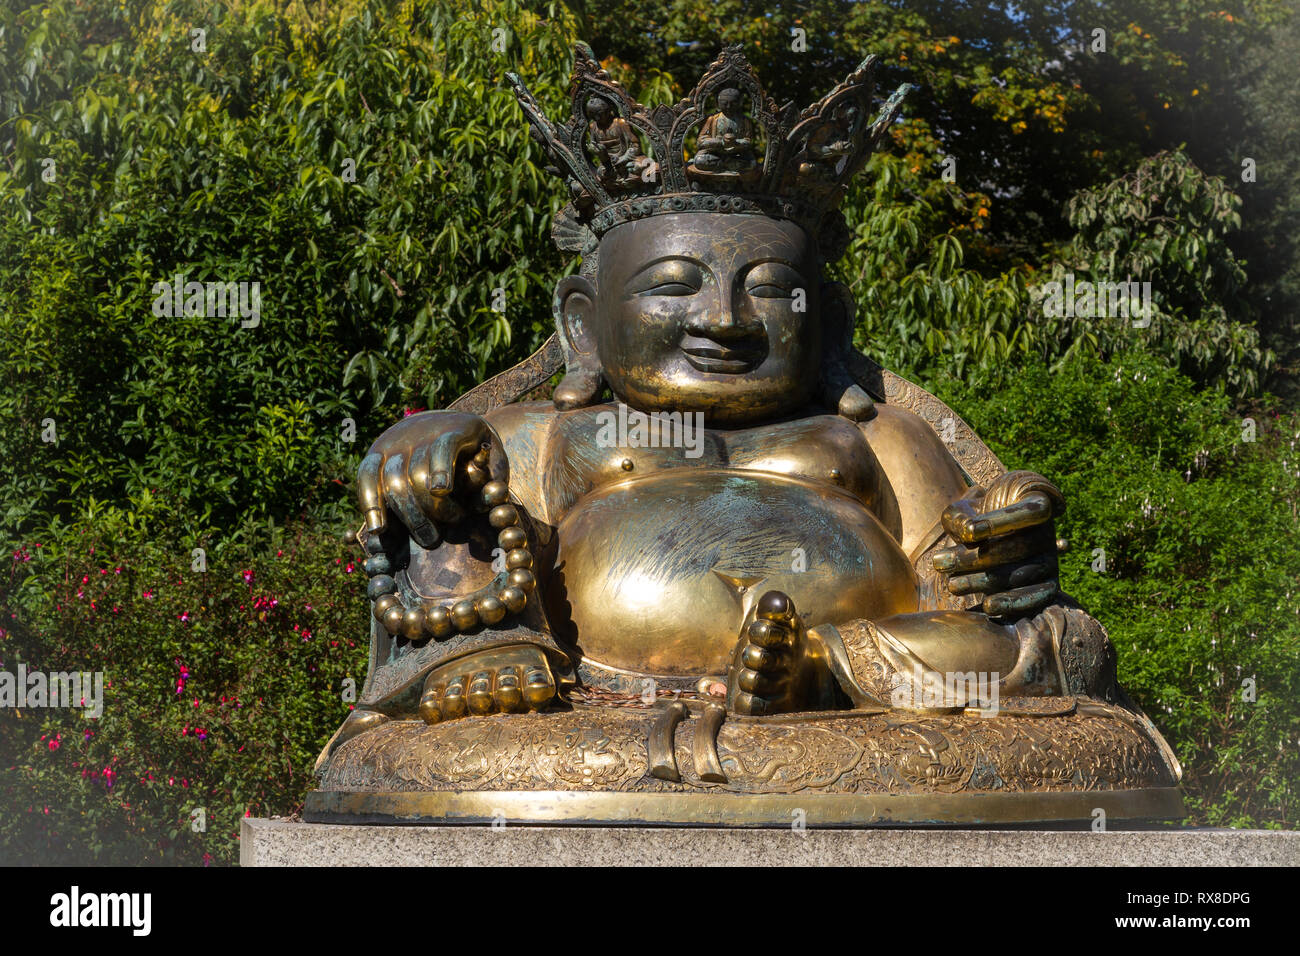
0;520;367;865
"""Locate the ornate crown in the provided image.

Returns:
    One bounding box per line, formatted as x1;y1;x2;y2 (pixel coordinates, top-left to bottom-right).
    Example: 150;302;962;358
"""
507;43;909;262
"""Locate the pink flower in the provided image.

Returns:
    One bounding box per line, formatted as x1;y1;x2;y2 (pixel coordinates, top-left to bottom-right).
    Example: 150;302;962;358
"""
241;570;254;584
48;739;60;751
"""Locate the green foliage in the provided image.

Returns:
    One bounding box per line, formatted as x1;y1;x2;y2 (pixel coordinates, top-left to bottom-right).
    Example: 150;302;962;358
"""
1044;150;1269;393
845;148;1269;396
945;352;1300;827
0;0;579;538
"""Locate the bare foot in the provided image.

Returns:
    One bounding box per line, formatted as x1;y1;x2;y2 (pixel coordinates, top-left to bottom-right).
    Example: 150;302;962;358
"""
726;591;807;715
418;644;556;723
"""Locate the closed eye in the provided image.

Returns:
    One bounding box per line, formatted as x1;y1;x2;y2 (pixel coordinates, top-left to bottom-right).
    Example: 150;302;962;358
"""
747;283;794;298
625;258;705;297
636;281;699;296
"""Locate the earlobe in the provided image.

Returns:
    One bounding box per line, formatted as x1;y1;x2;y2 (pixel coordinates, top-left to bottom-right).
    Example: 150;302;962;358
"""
818;280;875;421
552;276;602;410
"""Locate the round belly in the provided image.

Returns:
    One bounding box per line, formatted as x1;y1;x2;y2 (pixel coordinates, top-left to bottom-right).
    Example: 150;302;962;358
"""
545;469;918;676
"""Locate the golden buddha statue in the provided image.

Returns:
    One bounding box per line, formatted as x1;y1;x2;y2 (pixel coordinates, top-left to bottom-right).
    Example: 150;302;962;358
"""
307;45;1181;826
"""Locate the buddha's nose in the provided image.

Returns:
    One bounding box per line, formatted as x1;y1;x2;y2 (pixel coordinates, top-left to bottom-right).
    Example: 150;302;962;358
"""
688;290;762;341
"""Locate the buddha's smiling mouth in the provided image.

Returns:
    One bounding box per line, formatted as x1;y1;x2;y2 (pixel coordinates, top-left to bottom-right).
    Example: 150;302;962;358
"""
680;338;764;374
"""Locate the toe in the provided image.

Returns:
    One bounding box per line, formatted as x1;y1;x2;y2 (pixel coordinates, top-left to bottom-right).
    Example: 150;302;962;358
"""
742;643;784;671
748;618;789;649
467;670;495;714
523;665;555;710
756;590;797;626
441;675;468;720
738;668;784;696
493;665;525;713
418;680;445;724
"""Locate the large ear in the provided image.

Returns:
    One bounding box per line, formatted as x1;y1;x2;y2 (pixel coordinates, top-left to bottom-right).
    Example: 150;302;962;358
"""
552;275;603;410
818;280;875;421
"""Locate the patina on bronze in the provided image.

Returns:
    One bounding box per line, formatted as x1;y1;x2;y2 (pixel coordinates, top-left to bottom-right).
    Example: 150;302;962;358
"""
305;44;1182;827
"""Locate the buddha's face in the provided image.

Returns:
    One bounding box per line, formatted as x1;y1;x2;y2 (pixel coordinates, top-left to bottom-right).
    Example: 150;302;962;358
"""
576;212;823;425
718;88;743;116
587;97;613;129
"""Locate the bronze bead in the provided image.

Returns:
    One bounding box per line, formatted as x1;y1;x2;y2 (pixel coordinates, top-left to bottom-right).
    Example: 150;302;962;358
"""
498;586;527;614
463;460;489;488
505;548;533;570
381;604;406;635
363;555;392;577
620;458;634;471
489;504;519;528
476;595;506;625
401;606;426;639
507;568;536;593
425;605;453;638
481;480;509;507
450;600;479;631
497;526;526;551
366;574;398;599
371;593;400;622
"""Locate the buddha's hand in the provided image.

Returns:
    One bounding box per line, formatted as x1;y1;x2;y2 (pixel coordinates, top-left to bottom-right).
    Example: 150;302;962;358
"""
418;644;557;723
356;411;505;549
932;471;1066;619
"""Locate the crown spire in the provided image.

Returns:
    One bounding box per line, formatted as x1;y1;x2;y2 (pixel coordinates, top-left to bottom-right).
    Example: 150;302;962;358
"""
507;44;910;261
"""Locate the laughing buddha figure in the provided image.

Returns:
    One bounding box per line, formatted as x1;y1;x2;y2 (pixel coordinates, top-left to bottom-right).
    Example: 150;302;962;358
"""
309;45;1181;825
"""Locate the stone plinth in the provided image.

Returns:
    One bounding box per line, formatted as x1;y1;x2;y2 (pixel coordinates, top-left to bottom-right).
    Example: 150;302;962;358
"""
241;818;1299;867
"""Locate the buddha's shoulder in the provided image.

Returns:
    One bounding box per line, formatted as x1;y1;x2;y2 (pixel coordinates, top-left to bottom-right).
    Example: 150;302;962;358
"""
858;403;967;490
483;401;562;463
857;403;946;451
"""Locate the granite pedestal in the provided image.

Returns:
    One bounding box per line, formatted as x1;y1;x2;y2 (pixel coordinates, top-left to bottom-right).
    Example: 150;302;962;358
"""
241;817;1299;867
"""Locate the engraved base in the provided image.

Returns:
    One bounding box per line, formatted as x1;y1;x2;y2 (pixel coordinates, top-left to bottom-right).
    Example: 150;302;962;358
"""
308;697;1182;825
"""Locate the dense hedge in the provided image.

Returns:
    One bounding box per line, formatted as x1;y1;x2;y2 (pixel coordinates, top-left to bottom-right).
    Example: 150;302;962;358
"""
946;354;1299;828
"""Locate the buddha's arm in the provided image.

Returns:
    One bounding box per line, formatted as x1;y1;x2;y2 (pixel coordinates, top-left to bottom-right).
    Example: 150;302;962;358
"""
857;404;968;588
346;404;572;724
795;408;1100;709
696;116;723;148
